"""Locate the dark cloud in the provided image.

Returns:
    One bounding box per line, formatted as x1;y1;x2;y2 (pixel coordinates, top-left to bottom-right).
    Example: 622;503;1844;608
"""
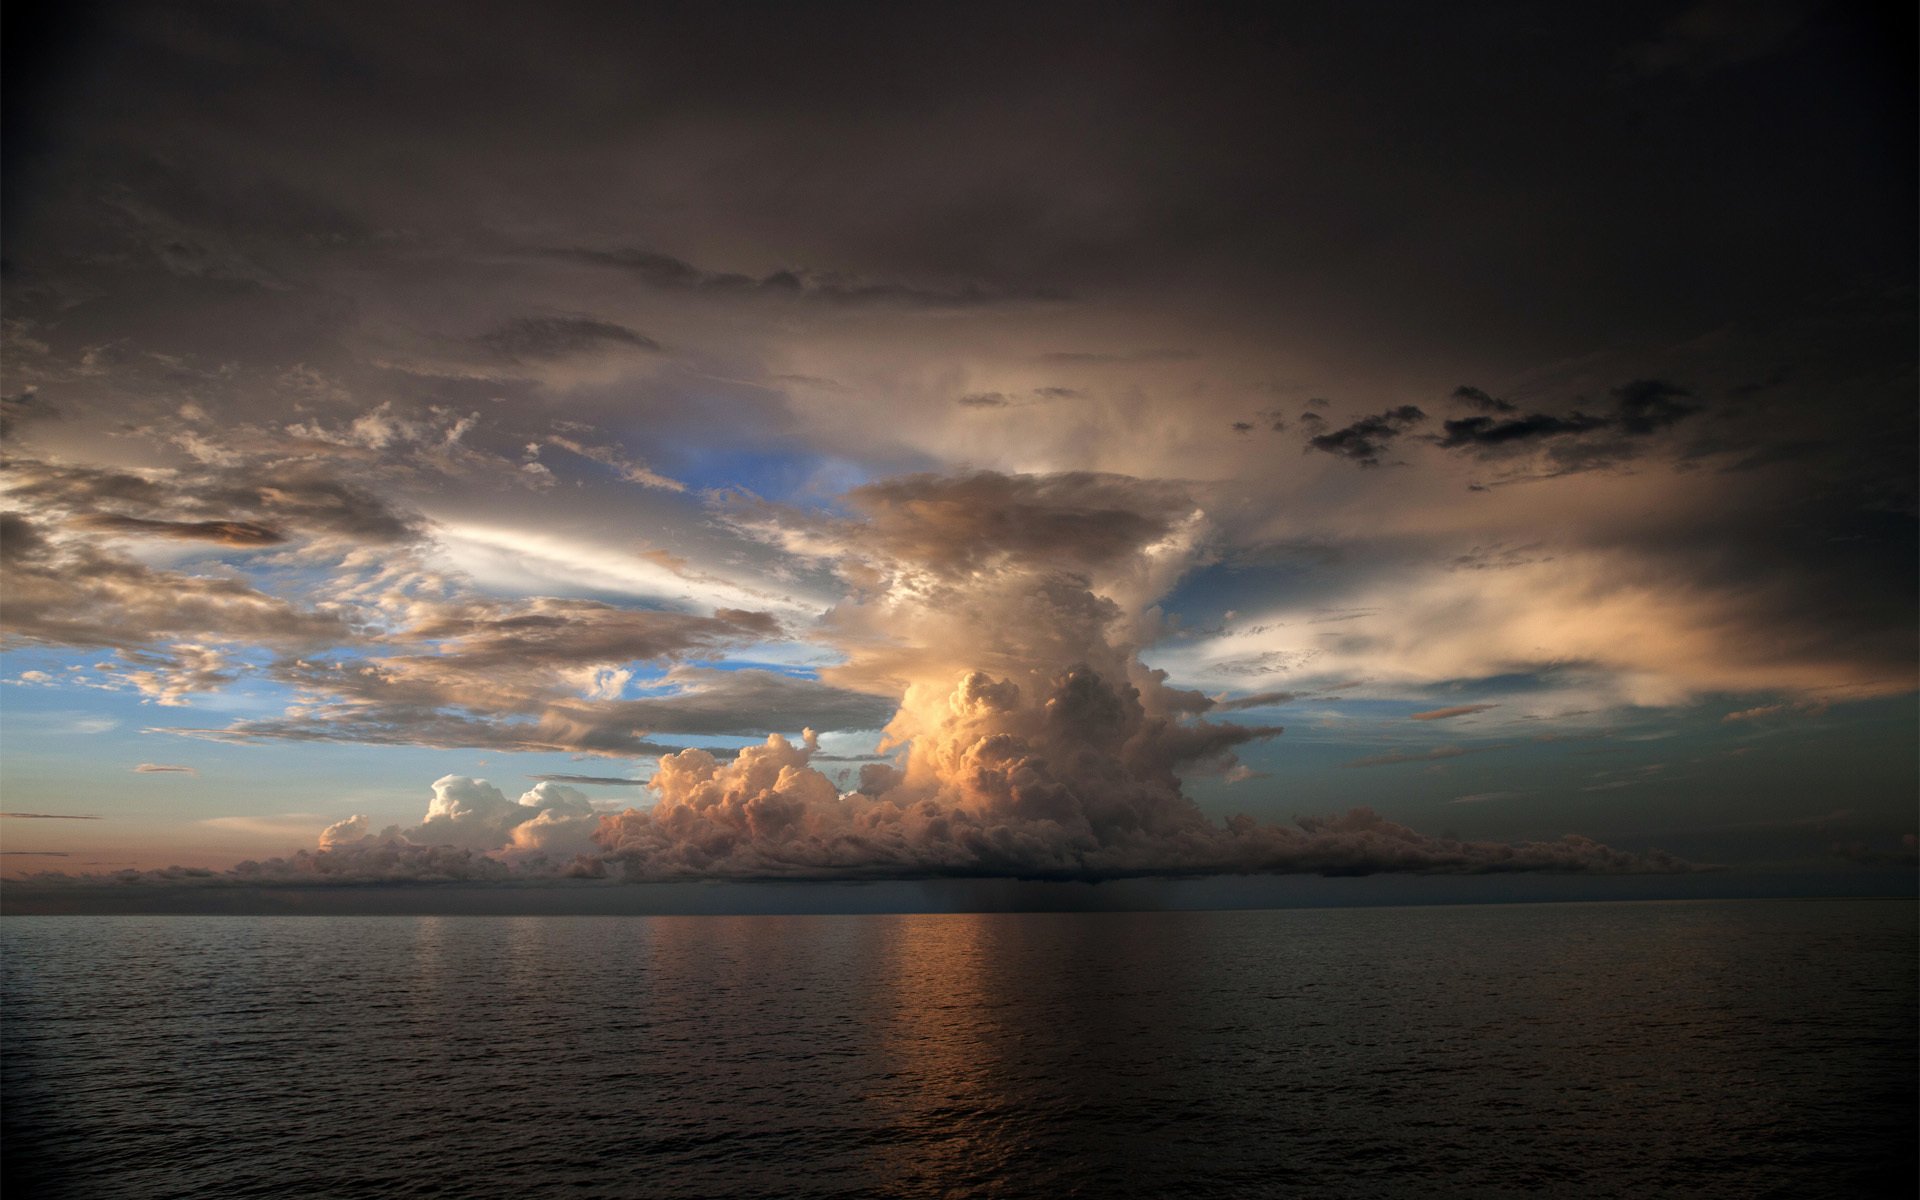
5;460;423;545
1;0;1911;881
1610;379;1700;435
0;512;353;655
1439;412;1612;448
478;316;661;361
177;665;894;758
6;0;1909;388
78;515;287;545
0;511;51;561
400;600;781;669
1437;379;1701;462
1306;406;1427;467
1452;385;1516;413
1032;386;1082;400
546;246;1066;309
0;812;101;820
798;470;1199;578
957;392;1011;408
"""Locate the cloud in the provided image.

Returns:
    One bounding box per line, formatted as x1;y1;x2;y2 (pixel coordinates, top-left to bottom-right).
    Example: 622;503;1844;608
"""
1452;385;1516;414
478;316;661;362
546;246;1065;309
1610;380;1700;435
27;746;1692;886
0;517;351;655
0;0;1902;899
1306;406;1427;467
1436;380;1703;470
401;776;599;855
1162;497;1915;710
200;814;331;838
1723;699;1828;723
133;763;198;774
77;515;288;546
1211;690;1298;712
1410;703;1499;721
103;645;240;707
545;469;1685;881
234;841;521;885
1;812;102;819
399;600;782;670
4;483;846;750
957;392;1011;408
535;436;685;491
4;460;424;545
0;389;60;438
1439;412;1611;448
528;773;653;786
16;464;1697;887
752;469;1201;582
588;728;1684;880
1342;745;1504;768
176;658;892;758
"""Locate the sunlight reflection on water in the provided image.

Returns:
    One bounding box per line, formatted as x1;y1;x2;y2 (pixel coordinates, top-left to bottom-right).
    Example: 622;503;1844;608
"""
3;900;1913;1198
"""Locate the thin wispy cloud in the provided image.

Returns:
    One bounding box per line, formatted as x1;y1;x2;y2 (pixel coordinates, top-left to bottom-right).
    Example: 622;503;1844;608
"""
1411;704;1499;721
1343;745;1508;769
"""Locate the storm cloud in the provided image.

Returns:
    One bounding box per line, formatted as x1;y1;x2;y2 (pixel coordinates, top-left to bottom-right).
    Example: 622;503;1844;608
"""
0;0;1910;883
1306;407;1427;467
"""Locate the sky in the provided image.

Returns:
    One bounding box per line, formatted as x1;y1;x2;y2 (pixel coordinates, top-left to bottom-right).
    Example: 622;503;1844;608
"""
1;0;1914;904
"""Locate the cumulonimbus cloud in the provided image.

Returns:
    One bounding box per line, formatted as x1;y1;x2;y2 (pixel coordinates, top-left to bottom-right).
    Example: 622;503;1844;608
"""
24;470;1694;887
31;731;1691;887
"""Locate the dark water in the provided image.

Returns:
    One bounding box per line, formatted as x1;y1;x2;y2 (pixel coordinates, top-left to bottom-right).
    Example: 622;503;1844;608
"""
3;900;1914;1199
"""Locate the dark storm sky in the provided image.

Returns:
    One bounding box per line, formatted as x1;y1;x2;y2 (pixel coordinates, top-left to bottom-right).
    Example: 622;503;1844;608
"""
1;0;1913;885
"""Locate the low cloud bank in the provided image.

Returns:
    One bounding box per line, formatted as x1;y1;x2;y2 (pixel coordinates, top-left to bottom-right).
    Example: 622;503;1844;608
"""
18;709;1692;889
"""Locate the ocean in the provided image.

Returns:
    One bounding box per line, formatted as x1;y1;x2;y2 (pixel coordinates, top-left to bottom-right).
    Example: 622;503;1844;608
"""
3;899;1913;1198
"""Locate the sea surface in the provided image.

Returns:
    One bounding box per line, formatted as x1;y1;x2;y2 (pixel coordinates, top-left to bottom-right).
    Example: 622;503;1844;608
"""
3;899;1914;1198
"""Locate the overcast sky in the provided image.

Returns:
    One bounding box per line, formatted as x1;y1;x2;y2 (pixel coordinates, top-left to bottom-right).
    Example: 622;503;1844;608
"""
2;0;1913;895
